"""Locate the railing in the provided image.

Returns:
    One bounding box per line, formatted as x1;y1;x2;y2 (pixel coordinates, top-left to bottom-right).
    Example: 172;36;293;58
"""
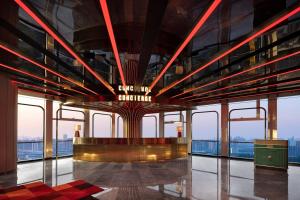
192;140;220;156
17;139;73;161
229;141;254;159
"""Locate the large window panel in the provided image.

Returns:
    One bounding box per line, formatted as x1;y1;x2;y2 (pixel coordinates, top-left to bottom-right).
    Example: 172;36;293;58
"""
278;96;300;163
192;104;220;155
18;95;45;161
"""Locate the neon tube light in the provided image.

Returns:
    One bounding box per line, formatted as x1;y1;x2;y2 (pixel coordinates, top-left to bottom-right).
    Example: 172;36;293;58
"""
188;79;300;102
192;87;300;104
15;0;115;95
185;65;300;101
99;0;127;95
147;0;222;94
175;50;300;99
0;63;89;96
0;43;98;95
13;80;74;98
157;6;300;97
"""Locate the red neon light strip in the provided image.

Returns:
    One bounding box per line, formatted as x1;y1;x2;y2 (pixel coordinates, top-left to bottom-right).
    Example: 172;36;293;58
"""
15;0;115;95
99;0;127;95
175;51;300;99
13;80;74;98
0;44;98;95
18;87;68;98
192;87;300;104
147;0;222;94
0;63;89;96
186;66;300;101
188;79;300;102
157;6;300;97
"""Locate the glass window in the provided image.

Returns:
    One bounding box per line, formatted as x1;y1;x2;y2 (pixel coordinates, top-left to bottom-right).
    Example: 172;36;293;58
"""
142;114;158;138
278;96;300;163
18;95;45;161
229;99;268;159
192;104;221;155
90;110;112;138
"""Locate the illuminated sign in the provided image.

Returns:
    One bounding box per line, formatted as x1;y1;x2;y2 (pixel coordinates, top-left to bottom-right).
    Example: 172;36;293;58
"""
117;85;152;102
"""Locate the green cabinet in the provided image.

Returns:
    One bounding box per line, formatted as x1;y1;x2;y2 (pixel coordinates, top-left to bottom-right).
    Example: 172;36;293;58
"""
254;140;288;170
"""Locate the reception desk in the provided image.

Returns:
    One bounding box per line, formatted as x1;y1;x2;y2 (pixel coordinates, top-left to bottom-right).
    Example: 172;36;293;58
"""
73;137;187;162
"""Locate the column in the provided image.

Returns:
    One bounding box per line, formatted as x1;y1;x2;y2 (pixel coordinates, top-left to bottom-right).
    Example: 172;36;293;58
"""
268;95;277;139
186;110;192;154
45;100;53;158
159;112;164;138
0;75;18;173
83;109;90;137
221;101;229;157
111;113;116;138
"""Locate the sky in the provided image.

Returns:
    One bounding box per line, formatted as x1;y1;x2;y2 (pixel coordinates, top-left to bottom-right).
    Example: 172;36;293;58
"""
18;95;300;141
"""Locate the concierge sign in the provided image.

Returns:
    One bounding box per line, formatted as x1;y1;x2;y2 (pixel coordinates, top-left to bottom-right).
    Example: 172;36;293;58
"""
117;85;152;102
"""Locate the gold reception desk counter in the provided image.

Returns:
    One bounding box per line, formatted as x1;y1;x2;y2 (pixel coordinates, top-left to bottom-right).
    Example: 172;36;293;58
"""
73;137;187;162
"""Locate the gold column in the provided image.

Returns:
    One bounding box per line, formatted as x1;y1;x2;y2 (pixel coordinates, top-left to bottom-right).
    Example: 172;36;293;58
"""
186;110;192;154
221;101;229;157
268;95;277;139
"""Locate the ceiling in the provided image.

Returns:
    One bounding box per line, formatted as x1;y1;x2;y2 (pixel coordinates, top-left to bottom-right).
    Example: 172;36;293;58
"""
0;0;300;113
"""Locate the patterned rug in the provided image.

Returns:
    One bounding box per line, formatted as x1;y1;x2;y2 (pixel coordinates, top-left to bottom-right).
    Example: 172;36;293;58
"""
0;180;103;200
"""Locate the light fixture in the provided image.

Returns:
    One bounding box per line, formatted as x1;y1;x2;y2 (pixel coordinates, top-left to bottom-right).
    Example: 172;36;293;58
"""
99;0;127;95
0;63;89;96
15;0;115;95
0;43;98;95
185;64;300;101
188;79;300;102
13;80;74;97
156;6;300;97
147;0;222;95
175;50;300;99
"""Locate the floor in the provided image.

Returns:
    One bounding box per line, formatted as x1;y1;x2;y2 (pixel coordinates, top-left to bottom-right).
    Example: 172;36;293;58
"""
0;156;300;200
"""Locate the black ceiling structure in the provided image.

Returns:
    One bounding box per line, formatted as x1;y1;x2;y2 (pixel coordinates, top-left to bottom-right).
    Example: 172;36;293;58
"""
0;0;299;112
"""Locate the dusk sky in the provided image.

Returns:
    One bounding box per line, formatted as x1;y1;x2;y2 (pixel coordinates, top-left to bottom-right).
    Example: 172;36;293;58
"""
18;95;300;141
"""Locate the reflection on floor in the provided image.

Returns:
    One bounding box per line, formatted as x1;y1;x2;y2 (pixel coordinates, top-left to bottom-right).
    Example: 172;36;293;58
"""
0;156;300;199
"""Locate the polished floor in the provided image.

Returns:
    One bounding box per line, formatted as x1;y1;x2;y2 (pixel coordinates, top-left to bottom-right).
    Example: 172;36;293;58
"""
0;156;300;199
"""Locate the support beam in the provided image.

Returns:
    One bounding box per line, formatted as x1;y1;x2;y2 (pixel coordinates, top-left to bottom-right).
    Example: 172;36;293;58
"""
45;100;53;158
186;110;192;154
136;0;168;84
84;109;90;137
112;113;116;138
221;101;229;157
268;95;277;139
0;75;17;173
159;112;164;138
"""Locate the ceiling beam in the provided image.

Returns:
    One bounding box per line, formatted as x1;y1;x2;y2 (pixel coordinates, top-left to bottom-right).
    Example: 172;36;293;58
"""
0;63;90;96
156;5;300;97
0;42;98;95
147;0;222;94
136;0;168;85
0;18;101;91
174;50;300;99
15;0;116;95
99;0;127;94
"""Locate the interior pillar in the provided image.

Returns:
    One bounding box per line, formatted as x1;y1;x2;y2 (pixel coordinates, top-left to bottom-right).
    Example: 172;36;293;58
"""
159;112;164;138
0;75;17;174
268;95;277;139
45;100;53;158
122;115;143;138
186;110;192;154
221;101;229;157
83;109;90;137
111;113;116;138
